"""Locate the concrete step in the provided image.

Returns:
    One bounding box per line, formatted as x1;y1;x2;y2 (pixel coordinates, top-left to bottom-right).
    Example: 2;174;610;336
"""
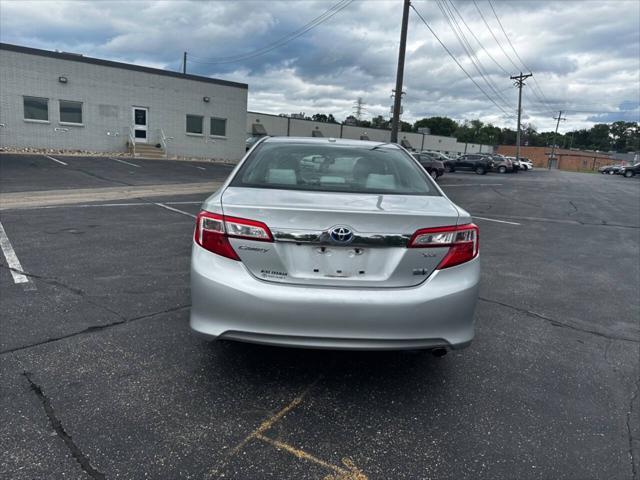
135;146;163;152
129;143;165;158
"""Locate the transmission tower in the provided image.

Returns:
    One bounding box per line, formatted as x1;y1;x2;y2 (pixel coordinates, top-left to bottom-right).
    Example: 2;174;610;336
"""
353;97;366;121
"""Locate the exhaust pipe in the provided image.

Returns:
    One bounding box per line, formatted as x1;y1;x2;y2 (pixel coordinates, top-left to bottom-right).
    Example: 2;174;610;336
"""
431;347;448;357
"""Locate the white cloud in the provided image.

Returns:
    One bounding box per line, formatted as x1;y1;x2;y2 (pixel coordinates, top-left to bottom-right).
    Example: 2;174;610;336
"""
1;0;638;133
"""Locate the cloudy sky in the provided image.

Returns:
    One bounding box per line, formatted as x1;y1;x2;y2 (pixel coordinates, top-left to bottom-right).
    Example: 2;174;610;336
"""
1;0;639;132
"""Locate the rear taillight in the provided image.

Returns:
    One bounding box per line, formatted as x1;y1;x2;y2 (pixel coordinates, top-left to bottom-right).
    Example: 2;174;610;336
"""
408;224;479;269
194;211;273;260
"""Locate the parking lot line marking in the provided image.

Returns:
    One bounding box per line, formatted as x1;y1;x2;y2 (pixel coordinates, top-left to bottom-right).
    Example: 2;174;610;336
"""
44;155;68;166
0;220;33;287
195;166;206;170
255;434;367;479
109;157;141;168
439;183;503;187
12;201;204;211
152;202;196;218
0;182;222;210
473;215;521;225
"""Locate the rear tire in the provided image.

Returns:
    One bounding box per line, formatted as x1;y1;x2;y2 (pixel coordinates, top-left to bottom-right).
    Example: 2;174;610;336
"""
609;170;615;175
624;170;634;177
447;166;455;173
430;170;438;180
498;166;507;174
475;166;486;175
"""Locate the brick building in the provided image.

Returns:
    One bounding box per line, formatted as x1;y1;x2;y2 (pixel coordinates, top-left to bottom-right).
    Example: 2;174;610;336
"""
497;145;616;172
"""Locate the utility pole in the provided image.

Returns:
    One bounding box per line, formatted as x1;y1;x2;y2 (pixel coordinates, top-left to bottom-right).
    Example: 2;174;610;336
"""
549;110;566;169
510;72;532;160
183;51;187;74
391;0;411;144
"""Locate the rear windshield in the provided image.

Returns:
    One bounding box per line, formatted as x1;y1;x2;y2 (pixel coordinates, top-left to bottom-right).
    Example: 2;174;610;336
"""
230;143;439;195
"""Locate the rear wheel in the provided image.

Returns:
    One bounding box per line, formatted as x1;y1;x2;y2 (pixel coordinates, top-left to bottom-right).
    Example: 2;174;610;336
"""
498;166;507;174
475;166;486;175
609;170;615;175
447;165;455;173
624;170;635;177
430;170;438;180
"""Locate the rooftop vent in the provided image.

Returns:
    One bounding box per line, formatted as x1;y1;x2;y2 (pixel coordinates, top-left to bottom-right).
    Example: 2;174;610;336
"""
251;123;267;136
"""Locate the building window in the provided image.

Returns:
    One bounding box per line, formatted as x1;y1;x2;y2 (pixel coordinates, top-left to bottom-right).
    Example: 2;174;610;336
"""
59;100;83;124
210;117;227;137
23;96;48;121
186;115;203;134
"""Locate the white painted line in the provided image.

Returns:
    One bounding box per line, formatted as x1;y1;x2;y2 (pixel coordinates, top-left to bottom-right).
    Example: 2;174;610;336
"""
152;202;196;218
109;157;140;168
439;183;503;187
14;201;203;211
473;215;521;226
195;166;206;171
44;155;68;166
0;220;32;286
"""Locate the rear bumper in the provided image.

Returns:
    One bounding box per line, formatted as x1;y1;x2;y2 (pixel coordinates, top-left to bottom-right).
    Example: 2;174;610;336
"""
190;244;480;350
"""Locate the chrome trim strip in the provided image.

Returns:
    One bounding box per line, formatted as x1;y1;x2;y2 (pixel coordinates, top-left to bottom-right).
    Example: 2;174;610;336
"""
272;229;411;247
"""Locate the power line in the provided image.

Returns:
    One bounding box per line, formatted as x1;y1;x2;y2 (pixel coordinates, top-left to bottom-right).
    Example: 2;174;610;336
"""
436;0;511;109
487;0;530;73
472;0;520;72
486;0;555;114
187;0;352;65
446;0;509;76
411;4;514;119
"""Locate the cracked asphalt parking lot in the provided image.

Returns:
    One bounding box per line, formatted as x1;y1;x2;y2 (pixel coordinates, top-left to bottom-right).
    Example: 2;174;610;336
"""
1;153;638;479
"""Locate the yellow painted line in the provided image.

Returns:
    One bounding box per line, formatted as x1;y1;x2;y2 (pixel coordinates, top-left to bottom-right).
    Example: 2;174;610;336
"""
208;377;323;478
256;434;367;480
229;376;322;456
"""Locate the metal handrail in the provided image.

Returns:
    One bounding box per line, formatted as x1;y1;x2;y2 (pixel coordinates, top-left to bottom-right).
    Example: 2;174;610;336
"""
128;127;136;157
159;128;173;159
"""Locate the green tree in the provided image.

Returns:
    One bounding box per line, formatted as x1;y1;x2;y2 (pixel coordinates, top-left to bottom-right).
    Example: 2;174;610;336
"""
311;113;328;122
454;120;483;143
413;116;459;136
400;120;413;132
371;115;389;129
588;124;611;151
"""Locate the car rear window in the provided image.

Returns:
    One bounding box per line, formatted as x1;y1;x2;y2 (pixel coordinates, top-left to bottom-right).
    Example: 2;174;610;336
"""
230;142;439;195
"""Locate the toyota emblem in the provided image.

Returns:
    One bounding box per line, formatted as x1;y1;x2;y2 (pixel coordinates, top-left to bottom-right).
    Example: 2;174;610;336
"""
329;226;354;244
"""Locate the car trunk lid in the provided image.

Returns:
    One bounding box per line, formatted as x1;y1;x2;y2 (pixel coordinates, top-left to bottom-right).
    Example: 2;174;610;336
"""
218;187;460;287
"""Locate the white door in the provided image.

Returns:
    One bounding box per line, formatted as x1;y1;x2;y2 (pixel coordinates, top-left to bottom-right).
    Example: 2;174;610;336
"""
132;107;149;143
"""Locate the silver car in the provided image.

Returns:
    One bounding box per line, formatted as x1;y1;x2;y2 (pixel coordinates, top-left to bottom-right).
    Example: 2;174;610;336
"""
191;137;480;352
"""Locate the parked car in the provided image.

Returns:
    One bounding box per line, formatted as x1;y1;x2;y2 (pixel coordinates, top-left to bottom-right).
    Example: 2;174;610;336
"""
620;163;640;177
412;152;445;179
599;165;625;175
447;154;494;175
422;150;453;162
191;137;480;353
246;135;265;151
518;158;533;170
490;154;514;174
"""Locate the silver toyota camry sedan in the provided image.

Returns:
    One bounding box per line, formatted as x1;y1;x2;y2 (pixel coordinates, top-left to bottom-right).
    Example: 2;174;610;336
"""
191;137;479;352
